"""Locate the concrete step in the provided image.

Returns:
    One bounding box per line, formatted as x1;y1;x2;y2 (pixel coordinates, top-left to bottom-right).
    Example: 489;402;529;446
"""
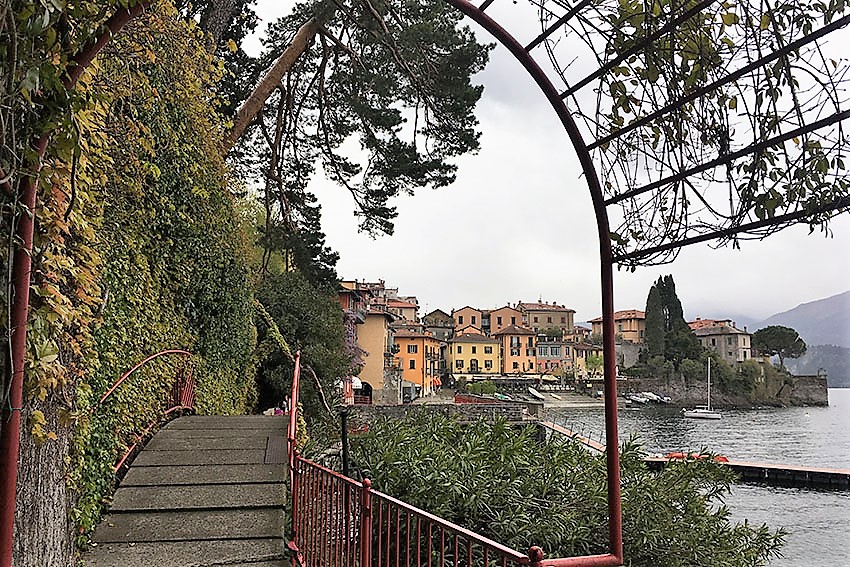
92;509;285;543
111;483;286;511
164;415;287;430
151;428;284;439
132;449;266;467
145;435;269;451
82;538;285;566
121;464;286;486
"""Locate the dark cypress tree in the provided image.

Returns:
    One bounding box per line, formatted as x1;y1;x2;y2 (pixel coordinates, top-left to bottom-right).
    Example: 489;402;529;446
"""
643;275;702;370
644;282;665;357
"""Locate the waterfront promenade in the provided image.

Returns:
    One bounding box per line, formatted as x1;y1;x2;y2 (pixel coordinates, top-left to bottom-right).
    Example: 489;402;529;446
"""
81;415;288;566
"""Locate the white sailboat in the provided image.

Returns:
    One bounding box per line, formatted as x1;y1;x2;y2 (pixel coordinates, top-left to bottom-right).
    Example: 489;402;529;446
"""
683;358;722;420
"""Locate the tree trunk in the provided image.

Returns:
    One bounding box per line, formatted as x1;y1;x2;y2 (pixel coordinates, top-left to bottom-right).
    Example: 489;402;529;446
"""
199;1;239;50
223;18;319;152
13;401;74;567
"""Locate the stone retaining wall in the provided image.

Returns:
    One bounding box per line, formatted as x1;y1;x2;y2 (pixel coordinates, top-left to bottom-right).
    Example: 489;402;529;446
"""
353;402;526;423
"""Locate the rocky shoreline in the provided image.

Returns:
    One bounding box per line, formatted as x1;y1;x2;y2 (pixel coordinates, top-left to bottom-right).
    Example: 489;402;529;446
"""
621;373;829;409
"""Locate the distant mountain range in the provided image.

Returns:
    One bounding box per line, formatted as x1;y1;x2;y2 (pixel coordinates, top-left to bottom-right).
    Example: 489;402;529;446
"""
751;291;850;388
753;290;850;349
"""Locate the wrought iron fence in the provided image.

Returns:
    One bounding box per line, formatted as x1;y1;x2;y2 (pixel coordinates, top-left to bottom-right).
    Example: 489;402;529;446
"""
291;456;530;567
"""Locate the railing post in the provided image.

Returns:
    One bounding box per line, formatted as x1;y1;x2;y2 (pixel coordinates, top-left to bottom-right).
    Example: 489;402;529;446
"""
528;546;544;567
360;478;373;566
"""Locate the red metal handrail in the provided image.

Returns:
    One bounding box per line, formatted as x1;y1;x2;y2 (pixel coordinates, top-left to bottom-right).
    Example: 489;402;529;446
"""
92;349;196;472
286;355;621;567
292;456;531;566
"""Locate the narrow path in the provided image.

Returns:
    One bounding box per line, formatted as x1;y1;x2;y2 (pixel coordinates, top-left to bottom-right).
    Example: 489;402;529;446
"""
81;415;288;566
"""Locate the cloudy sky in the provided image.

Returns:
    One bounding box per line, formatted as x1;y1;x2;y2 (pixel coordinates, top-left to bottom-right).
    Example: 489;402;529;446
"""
246;1;850;325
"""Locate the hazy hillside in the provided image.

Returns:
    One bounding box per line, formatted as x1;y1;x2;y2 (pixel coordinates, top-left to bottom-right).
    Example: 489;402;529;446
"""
785;344;850;388
754;290;850;349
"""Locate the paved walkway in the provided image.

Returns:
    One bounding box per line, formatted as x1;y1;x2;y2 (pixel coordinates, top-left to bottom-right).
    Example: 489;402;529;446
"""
81;415;289;566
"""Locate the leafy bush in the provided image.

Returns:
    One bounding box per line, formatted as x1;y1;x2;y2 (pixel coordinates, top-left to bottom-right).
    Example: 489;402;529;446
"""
350;413;784;566
467;380;496;395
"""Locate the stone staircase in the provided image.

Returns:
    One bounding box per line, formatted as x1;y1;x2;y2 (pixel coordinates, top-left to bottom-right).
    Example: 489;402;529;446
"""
81;415;289;566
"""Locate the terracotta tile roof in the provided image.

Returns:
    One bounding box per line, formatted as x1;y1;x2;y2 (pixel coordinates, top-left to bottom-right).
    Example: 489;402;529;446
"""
451;333;500;344
588;310;645;323
493;324;535;336
693;325;749;336
451;306;482;314
518;301;575;312
387;299;417;309
688;318;734;330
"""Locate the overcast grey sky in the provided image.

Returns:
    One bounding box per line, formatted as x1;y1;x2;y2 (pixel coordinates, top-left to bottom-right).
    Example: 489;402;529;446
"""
246;1;850;324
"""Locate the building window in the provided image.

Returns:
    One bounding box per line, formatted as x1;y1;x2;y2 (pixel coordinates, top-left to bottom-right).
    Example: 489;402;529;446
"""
458;315;464;325
485;360;493;369
456;359;464;369
510;348;520;356
512;362;519;369
407;344;418;354
457;346;462;354
533;316;539;323
538;346;549;356
472;346;477;354
472;315;477;324
561;317;566;323
527;337;533;347
409;359;416;369
618;323;623;332
526;348;534;356
484;346;493;354
510;337;520;347
497;316;502;326
727;337;733;345
551;346;561;356
711;338;716;346
511;317;516;324
547;316;552;323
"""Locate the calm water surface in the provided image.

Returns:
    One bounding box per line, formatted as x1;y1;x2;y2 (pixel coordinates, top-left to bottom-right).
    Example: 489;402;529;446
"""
547;388;850;566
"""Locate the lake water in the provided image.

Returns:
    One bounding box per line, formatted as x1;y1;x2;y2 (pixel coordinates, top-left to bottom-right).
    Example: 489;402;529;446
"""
546;388;850;566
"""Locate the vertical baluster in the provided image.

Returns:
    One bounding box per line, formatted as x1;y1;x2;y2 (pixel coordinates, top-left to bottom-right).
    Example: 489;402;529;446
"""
395;506;401;567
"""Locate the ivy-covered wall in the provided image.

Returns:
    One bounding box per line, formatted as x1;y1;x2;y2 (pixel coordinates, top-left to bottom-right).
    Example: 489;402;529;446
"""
66;4;258;538
0;2;258;554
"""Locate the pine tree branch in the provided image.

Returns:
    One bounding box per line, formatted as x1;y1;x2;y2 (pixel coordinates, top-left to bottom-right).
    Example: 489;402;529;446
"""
224;18;319;152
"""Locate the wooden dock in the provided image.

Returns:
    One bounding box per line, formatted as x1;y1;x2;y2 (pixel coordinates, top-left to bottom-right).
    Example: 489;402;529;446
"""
645;457;850;490
541;420;850;490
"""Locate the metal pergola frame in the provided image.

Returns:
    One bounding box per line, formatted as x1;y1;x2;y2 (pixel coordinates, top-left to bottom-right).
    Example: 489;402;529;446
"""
442;0;849;564
1;0;848;565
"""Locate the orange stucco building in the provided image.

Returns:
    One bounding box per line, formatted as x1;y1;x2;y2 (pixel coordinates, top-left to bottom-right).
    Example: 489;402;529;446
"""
493;324;536;374
393;329;443;395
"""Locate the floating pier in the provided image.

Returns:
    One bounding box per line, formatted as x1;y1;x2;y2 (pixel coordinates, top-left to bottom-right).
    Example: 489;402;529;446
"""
644;458;850;490
540;420;850;490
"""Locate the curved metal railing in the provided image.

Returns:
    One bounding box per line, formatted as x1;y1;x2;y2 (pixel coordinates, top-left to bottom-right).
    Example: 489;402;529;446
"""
92;349;196;472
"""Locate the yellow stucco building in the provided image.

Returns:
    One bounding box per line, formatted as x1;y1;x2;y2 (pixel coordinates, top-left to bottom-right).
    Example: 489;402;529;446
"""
358;309;396;403
447;333;501;375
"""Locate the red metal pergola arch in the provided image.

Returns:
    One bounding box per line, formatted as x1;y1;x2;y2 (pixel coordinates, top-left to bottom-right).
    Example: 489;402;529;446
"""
3;0;849;564
442;2;624;564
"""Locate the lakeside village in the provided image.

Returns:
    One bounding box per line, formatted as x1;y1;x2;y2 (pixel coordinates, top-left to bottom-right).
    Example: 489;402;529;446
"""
337;279;828;409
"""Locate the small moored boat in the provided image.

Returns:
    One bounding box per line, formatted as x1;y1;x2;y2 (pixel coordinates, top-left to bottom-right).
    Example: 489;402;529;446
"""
683;358;722;420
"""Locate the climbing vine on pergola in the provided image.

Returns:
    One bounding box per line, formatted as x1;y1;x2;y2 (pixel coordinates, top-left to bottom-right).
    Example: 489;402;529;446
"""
526;0;850;266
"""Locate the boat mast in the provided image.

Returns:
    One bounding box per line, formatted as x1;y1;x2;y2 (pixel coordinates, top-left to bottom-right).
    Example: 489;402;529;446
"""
707;358;712;411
